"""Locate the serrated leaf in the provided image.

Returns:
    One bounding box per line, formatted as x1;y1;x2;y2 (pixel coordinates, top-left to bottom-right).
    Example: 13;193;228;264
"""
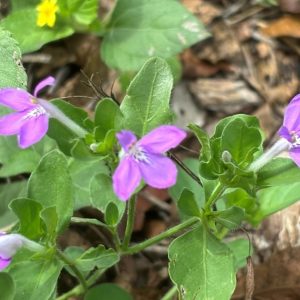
101;0;209;71
168;225;236;300
1;9;74;53
120;57;173;136
189;124;211;160
214;206;245;230
0;27;27;88
27;150;73;232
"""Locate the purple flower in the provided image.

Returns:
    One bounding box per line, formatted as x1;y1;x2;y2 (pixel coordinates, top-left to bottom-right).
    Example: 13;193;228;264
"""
113;125;187;201
0;233;25;270
0;76;55;148
278;94;300;166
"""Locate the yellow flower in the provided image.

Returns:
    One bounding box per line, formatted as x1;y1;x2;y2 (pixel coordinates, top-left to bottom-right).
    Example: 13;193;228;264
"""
36;0;59;28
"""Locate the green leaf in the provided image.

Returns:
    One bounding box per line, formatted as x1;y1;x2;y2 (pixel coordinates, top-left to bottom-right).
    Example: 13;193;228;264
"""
227;238;251;270
101;0;209;71
1;9;74;53
177;189;201;218
0;181;27;228
189;124;211;160
251;182;300;225
214;206;245;230
120;57;173;136
94;98;123;139
221;118;262;168
9;259;63;300
0;27;27;88
223;188;257;217
28;150;73;232
90;174;125;224
75;245;119;272
105;202;119;226
40;206;58;242
58;0;99;26
9;198;44;240
68;158;109;209
11;0;38;11
257;157;300;188
85;284;133;300
47;99;90;156
169;225;236;300
0;273;15;300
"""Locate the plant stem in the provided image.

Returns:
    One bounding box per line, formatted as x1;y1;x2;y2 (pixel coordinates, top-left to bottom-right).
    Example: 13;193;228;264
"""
204;182;225;211
111;227;122;252
123;217;199;255
56;249;88;292
122;195;137;250
161;285;178;300
56;269;105;300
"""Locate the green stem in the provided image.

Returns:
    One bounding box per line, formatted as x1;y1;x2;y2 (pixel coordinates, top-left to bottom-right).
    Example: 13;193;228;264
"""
161;285;178;300
111;227;122;252
56;269;105;300
122;195;136;250
123;217;199;255
56;249;88;292
204;182;225;211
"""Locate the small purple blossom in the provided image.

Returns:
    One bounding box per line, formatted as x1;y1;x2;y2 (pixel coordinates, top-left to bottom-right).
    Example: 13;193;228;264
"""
0;233;25;270
0;76;55;148
113;125;187;201
278;94;300;166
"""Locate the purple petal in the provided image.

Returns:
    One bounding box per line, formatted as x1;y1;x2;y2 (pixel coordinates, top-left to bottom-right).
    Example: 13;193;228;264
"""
0;89;34;111
18;114;49;148
289;94;300;106
0;111;28;135
139;153;177;188
116;130;137;151
278;126;292;142
33;76;55;97
138;125;186;153
0;257;11;271
289;147;300;167
282;101;300;133
113;156;141;201
0;234;24;259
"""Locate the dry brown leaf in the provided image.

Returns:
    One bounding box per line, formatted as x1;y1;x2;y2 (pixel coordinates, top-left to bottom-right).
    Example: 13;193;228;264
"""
261;15;300;38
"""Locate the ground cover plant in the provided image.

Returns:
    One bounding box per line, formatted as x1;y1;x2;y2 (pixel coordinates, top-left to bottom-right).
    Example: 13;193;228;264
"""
1;1;300;299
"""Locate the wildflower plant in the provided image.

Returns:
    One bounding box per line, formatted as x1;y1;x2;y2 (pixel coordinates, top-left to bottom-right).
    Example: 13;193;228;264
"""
1;26;300;300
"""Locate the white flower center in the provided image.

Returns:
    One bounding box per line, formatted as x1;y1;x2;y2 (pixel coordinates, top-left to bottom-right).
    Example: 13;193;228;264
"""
23;105;47;120
291;132;300;148
129;145;149;163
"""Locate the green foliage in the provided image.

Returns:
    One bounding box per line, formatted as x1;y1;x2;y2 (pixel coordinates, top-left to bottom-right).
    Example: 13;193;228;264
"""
213;206;245;230
0;27;27;88
177;189;201;218
85;284;133;300
1;10;74;53
101;0;209;71
105;202;120;226
120;57;173;136
255;0;278;6
27;150;73;232
90;174;125;225
10;198;44;240
227;238;251;270
47;99;91;156
169;158;204;206
8;259;63;300
75;245;119;272
0;181;27;228
169;225;236;300
0;273;15;300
